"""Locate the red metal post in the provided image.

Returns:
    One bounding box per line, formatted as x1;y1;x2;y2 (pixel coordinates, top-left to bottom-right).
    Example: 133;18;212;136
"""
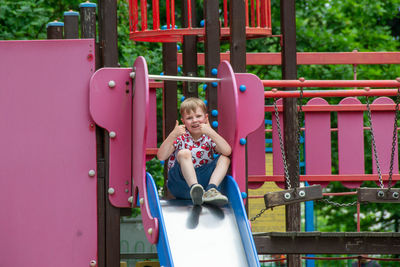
186;0;191;28
249;0;253;27
256;0;260;27
171;0;175;28
152;0;160;29
140;0;147;30
223;0;228;27
166;0;170;28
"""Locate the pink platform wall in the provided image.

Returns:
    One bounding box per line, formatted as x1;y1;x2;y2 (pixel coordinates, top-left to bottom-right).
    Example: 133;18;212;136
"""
0;40;97;266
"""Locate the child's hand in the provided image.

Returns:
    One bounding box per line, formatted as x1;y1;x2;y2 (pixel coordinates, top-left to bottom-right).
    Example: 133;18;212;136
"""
172;120;186;138
199;117;213;136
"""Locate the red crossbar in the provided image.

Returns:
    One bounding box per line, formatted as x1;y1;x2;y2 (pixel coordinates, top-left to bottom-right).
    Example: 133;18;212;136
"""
177;52;400;65
264;103;399;112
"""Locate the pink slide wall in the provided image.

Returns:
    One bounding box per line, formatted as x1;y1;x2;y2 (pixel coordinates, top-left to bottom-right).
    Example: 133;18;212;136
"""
0;40;97;266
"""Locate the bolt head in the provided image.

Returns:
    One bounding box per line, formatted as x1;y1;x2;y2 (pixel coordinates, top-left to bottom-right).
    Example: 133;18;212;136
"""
148;228;153;235
284;192;291;200
108;80;116;88
88;170;95;177
128;196;134;203
377;190;385;198
393;192;399;199
298;190;306;197
109;131;116;138
90;260;97;267
108;188;115;195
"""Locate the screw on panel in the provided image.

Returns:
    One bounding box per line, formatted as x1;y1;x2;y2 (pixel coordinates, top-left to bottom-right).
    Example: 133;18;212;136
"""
377;190;385;198
88;170;96;177
284;192;291;200
108;188;115;194
128;196;134;203
125;189;129;193
109;131;116;138
140;198;144;204
148;228;153;235
108;80;116;88
393;192;399;199
90;260;97;266
298;190;306;197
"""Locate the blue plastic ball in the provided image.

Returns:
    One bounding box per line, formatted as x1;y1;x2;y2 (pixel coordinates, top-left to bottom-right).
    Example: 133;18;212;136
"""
211;82;218;88
203;84;208;91
160;160;165;165
241;192;248;199
204;100;208;106
178;66;182;72
161;25;167;30
200;20;205;27
211;68;218;76
212;121;218;128
211;109;218;117
239;138;247;145
181;96;186;102
239;85;246;92
177;44;181;50
160;72;164;75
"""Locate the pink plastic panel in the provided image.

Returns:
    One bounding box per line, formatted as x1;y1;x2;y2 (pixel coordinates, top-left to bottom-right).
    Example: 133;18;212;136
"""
132;57;158;244
272;99;286;188
337;97;364;188
235;73;265;190
305;98;331;187
0;40;97;266
218;61;239;156
90;68;157;207
371;97;398;187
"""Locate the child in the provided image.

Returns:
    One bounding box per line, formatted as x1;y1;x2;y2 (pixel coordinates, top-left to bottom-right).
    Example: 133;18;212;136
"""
157;97;232;206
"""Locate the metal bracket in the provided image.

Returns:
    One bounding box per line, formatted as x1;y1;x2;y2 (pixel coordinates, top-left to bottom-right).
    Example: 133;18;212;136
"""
264;185;323;209
358;188;400;203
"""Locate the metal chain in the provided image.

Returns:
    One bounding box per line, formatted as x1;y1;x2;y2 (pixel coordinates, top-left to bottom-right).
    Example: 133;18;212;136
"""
365;95;385;189
250;208;268;222
387;87;400;189
295;87;304;176
318;198;358;207
273;99;291;189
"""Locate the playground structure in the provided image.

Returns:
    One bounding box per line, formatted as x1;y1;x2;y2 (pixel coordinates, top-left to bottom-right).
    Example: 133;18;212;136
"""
3;1;400;267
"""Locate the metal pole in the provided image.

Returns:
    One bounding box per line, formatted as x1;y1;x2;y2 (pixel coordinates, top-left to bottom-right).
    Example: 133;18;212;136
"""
130;72;220;83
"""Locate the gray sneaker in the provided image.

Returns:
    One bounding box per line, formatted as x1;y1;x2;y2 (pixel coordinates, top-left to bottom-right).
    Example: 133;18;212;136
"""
190;184;204;206
202;188;228;206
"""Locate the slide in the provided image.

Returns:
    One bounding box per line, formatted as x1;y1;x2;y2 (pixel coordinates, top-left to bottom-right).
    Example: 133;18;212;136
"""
146;173;260;267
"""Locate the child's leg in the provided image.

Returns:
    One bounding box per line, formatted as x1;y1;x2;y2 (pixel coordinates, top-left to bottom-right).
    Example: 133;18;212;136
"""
177;149;198;186
177;149;204;205
208;155;230;187
202;155;230;206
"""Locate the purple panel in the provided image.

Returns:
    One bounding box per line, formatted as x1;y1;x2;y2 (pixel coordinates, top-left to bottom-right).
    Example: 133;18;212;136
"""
271;99;286;189
305;98;331;187
235;73;265;190
337;97;364;188
132;57;159;244
90;68;158;207
371;97;398;187
0;40;97;266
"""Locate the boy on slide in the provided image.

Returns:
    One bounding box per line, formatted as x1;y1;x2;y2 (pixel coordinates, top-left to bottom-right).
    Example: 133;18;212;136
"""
157;97;232;206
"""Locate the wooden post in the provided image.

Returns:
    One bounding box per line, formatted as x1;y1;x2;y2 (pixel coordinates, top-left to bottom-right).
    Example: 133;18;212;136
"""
46;21;64;39
162;43;178;198
229;0;246;72
203;0;220;118
80;1;101;69
64;11;79;39
281;0;300;266
181;0;198;98
98;0;118;67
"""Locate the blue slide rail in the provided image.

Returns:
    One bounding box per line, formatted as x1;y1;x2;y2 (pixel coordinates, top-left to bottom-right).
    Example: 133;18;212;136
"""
145;172;260;267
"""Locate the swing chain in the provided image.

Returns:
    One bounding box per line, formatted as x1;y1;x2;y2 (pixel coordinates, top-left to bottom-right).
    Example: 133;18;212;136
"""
318;198;358;207
273;99;291;189
366;88;400;190
365;95;385;189
250;207;268;221
272;87;304;190
388;87;400;189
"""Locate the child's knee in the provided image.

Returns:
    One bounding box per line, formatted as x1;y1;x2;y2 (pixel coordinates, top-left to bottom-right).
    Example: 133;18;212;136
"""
218;154;230;165
177;149;192;161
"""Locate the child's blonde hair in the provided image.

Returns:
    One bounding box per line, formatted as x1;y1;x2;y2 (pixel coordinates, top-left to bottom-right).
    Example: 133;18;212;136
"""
180;97;207;116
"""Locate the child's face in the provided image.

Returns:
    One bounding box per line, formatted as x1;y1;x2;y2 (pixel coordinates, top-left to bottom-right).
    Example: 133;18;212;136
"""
181;107;208;136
